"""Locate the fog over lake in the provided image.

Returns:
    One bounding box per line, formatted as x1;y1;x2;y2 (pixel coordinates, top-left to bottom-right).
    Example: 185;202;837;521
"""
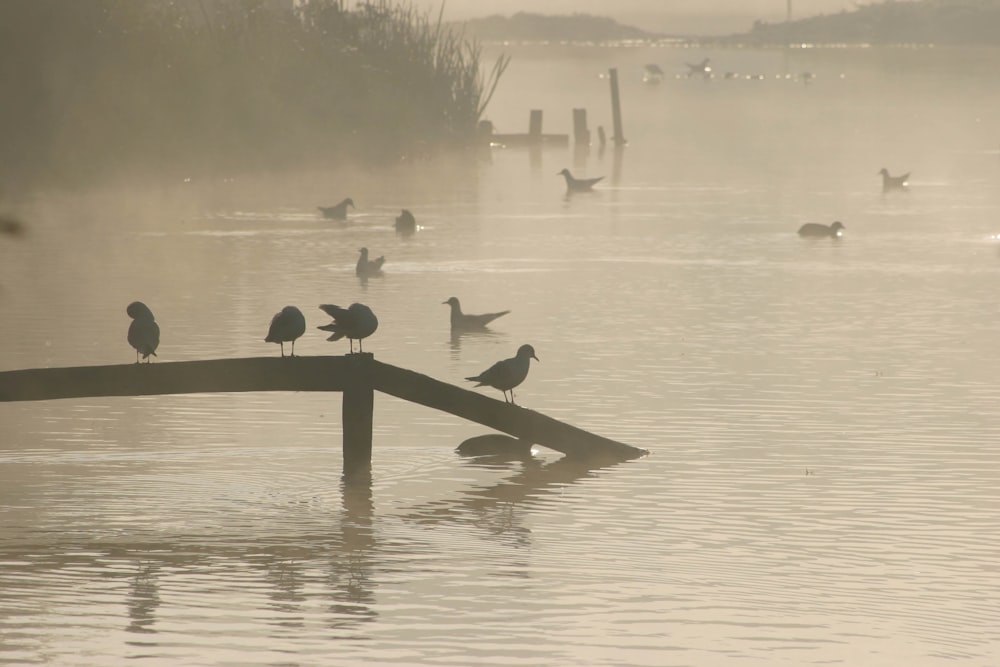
2;31;1000;667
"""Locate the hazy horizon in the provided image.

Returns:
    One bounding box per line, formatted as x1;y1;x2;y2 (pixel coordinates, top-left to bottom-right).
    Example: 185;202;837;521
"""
416;0;860;35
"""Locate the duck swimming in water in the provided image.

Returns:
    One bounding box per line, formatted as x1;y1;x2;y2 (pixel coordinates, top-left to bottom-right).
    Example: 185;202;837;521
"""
798;221;845;238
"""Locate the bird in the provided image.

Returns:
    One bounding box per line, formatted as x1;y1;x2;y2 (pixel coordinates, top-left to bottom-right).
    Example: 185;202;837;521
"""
318;198;354;220
126;301;160;364
395;209;416;235
798;221;845;238
558;168;603;192
317;303;378;353
465;344;539;405
264;305;306;357
443;296;510;331
879;168;910;192
686;57;711;78
642;63;664;84
356;247;385;278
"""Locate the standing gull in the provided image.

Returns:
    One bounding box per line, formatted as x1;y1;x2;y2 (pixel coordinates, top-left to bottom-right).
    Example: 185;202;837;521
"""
318;303;378;353
465;344;539;405
356;247;385;278
127;301;160;364
318;198;354;220
265;305;306;357
558;168;603;192
443;296;510;331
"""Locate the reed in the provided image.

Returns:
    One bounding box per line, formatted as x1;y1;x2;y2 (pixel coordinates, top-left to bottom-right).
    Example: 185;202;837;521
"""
0;0;509;188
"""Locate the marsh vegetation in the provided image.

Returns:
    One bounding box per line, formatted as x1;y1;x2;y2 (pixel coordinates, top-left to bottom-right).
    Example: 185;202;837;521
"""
0;0;508;189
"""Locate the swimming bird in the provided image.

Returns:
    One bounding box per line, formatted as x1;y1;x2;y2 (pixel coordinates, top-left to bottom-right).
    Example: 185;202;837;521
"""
318;303;378;353
395;209;416;235
798;221;845;238
126;301;160;364
643;63;664;84
465;344;539;405
443;296;510;331
879;168;910;192
264;305;306;357
356;247;385;277
558;168;603;192
318;198;354;220
686;57;711;78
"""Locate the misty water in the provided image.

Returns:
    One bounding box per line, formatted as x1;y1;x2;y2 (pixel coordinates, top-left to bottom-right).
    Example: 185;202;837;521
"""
2;44;1000;665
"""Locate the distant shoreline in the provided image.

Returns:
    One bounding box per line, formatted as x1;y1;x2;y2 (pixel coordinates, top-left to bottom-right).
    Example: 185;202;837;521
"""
460;4;1000;47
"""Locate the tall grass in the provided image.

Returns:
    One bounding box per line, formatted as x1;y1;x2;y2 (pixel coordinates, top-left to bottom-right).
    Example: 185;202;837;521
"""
0;0;509;189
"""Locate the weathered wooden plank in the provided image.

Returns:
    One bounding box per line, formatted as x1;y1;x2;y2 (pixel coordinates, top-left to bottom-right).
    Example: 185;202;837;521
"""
0;357;349;402
368;359;647;460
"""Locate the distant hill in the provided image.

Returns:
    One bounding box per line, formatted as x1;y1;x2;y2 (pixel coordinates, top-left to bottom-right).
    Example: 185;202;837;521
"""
726;0;1000;46
459;12;667;43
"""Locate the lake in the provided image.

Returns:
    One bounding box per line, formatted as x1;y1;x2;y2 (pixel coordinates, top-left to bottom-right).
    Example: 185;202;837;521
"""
1;43;999;665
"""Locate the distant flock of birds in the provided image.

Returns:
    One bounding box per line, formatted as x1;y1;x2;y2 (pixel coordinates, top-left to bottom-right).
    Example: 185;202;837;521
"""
641;58;820;85
126;293;538;405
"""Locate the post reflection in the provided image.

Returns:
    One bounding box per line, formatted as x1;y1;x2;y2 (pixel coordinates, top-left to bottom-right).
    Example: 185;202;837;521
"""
403;434;632;547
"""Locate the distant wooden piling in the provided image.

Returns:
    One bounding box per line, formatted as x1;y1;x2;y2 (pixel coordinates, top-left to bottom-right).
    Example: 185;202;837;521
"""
491;110;569;148
609;67;626;146
572;108;590;147
528;109;543;141
0;356;647;467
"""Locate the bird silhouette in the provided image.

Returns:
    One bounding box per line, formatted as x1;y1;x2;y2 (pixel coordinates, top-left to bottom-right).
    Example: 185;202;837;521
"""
686;57;711;78
443;297;510;331
318;303;378;353
318;198;354;220
466;344;539;405
558;168;603;192
264;305;306;357
395;209;416;235
356;247;385;278
879;168;910;192
798;221;845;238
126;301;160;364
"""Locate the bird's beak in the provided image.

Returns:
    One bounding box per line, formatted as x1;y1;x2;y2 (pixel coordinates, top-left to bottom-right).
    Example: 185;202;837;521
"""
533;354;540;361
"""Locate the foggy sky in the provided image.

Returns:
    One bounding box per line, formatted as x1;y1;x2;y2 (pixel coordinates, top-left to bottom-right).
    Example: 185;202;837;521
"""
420;0;859;35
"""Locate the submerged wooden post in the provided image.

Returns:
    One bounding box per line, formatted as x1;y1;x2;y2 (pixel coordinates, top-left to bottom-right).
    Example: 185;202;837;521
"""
528;109;543;144
572;108;590;146
608;68;625;146
342;353;374;476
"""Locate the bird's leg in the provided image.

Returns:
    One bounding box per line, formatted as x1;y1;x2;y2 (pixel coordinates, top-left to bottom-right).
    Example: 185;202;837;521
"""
280;342;286;358
290;340;296;357
510;389;517;405
135;350;140;364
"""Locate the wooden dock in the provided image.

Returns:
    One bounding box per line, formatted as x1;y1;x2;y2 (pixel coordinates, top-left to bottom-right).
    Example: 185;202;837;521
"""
0;354;647;473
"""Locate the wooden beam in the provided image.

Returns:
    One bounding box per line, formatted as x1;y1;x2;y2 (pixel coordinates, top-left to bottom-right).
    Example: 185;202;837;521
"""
0;357;349;402
368;360;646;460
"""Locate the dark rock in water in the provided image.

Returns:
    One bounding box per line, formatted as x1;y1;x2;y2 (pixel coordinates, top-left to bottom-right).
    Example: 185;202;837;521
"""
456;434;534;458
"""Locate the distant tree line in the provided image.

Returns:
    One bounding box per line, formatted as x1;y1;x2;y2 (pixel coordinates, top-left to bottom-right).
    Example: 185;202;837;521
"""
731;0;1000;46
461;12;664;43
0;0;508;189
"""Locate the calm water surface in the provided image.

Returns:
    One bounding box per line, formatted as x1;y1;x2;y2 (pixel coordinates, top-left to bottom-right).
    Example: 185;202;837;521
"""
2;45;1000;665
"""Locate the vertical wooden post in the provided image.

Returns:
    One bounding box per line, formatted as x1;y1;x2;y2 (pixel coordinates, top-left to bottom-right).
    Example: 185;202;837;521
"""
608;68;625;147
528;109;543;144
572;108;590;146
342;353;374;477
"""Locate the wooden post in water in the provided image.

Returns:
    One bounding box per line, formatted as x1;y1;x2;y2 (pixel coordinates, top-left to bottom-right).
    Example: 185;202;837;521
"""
342;353;374;476
528;109;543;145
572;108;590;147
608;68;625;146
